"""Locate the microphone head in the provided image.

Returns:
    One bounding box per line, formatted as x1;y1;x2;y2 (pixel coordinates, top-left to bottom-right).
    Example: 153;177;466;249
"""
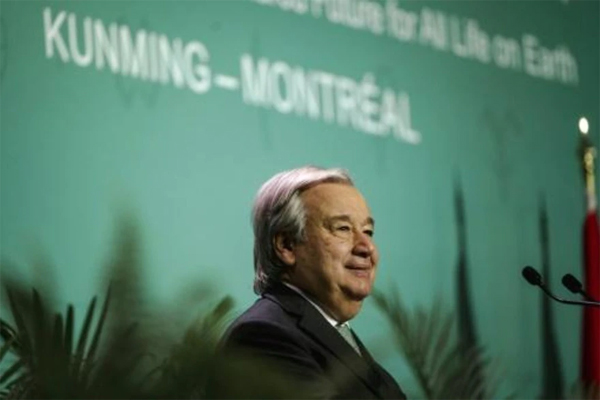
522;266;543;286
562;273;583;294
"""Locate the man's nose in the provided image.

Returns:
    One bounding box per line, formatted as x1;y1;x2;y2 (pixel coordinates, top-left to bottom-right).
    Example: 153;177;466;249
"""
352;231;375;258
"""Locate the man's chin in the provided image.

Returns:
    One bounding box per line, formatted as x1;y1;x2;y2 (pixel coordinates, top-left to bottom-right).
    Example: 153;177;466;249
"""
342;285;372;302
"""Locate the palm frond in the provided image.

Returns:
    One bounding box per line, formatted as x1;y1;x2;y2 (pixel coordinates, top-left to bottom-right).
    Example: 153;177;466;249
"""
79;285;112;385
0;339;14;365
73;296;97;371
0;322;19;358
373;289;502;399
0;359;24;386
0;215;290;399
149;295;235;398
5;291;32;362
0;284;117;398
63;305;74;375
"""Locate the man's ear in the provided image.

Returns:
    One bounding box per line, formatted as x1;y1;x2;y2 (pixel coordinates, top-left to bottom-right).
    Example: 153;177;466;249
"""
274;234;296;266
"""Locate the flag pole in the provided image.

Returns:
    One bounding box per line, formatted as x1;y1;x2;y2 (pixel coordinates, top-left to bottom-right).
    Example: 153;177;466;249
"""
577;117;600;388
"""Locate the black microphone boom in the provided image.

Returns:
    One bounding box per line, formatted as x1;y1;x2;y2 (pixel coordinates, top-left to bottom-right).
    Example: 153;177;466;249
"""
522;266;543;286
561;273;582;293
521;266;600;308
562;273;598;302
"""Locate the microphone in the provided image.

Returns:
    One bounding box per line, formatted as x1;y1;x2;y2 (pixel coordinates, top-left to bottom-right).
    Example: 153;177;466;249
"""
522;266;542;286
562;273;598;302
521;266;600;308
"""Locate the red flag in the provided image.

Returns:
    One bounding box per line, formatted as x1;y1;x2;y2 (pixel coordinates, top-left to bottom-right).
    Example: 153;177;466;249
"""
582;200;600;385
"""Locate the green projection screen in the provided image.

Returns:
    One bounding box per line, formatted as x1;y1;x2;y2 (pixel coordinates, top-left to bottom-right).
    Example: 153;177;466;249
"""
1;1;598;397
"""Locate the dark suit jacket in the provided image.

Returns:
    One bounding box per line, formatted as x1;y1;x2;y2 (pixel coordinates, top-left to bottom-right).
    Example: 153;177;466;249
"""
209;284;406;399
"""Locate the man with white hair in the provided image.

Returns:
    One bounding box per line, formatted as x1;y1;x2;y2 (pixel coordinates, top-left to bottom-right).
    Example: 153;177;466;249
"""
212;166;405;399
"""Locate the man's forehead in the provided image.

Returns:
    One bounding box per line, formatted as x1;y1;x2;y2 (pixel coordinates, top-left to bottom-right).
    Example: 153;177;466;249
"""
302;183;364;201
301;183;372;217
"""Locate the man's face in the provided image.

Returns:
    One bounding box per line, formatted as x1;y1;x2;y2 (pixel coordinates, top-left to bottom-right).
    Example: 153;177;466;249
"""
281;182;379;322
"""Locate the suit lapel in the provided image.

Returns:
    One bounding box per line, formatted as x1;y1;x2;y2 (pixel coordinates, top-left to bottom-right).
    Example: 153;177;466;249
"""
264;285;385;397
353;332;398;398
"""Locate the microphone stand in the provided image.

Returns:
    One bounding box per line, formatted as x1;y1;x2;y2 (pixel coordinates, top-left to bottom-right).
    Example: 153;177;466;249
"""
522;266;600;308
537;284;600;308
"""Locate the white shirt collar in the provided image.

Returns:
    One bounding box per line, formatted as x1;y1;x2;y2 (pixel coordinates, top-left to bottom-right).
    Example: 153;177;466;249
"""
283;282;349;328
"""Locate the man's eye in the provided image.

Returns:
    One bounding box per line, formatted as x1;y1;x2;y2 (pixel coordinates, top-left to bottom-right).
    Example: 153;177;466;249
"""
364;229;374;237
337;226;351;232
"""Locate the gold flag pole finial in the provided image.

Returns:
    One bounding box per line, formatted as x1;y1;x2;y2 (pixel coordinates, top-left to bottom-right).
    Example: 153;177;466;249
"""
578;117;597;211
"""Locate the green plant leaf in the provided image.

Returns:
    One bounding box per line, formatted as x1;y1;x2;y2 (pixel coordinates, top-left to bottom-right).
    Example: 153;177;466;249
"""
6;291;32;362
374;288;502;399
0;358;24;385
0;338;14;363
72;295;97;378
85;286;112;365
64;305;74;361
0;320;19;357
